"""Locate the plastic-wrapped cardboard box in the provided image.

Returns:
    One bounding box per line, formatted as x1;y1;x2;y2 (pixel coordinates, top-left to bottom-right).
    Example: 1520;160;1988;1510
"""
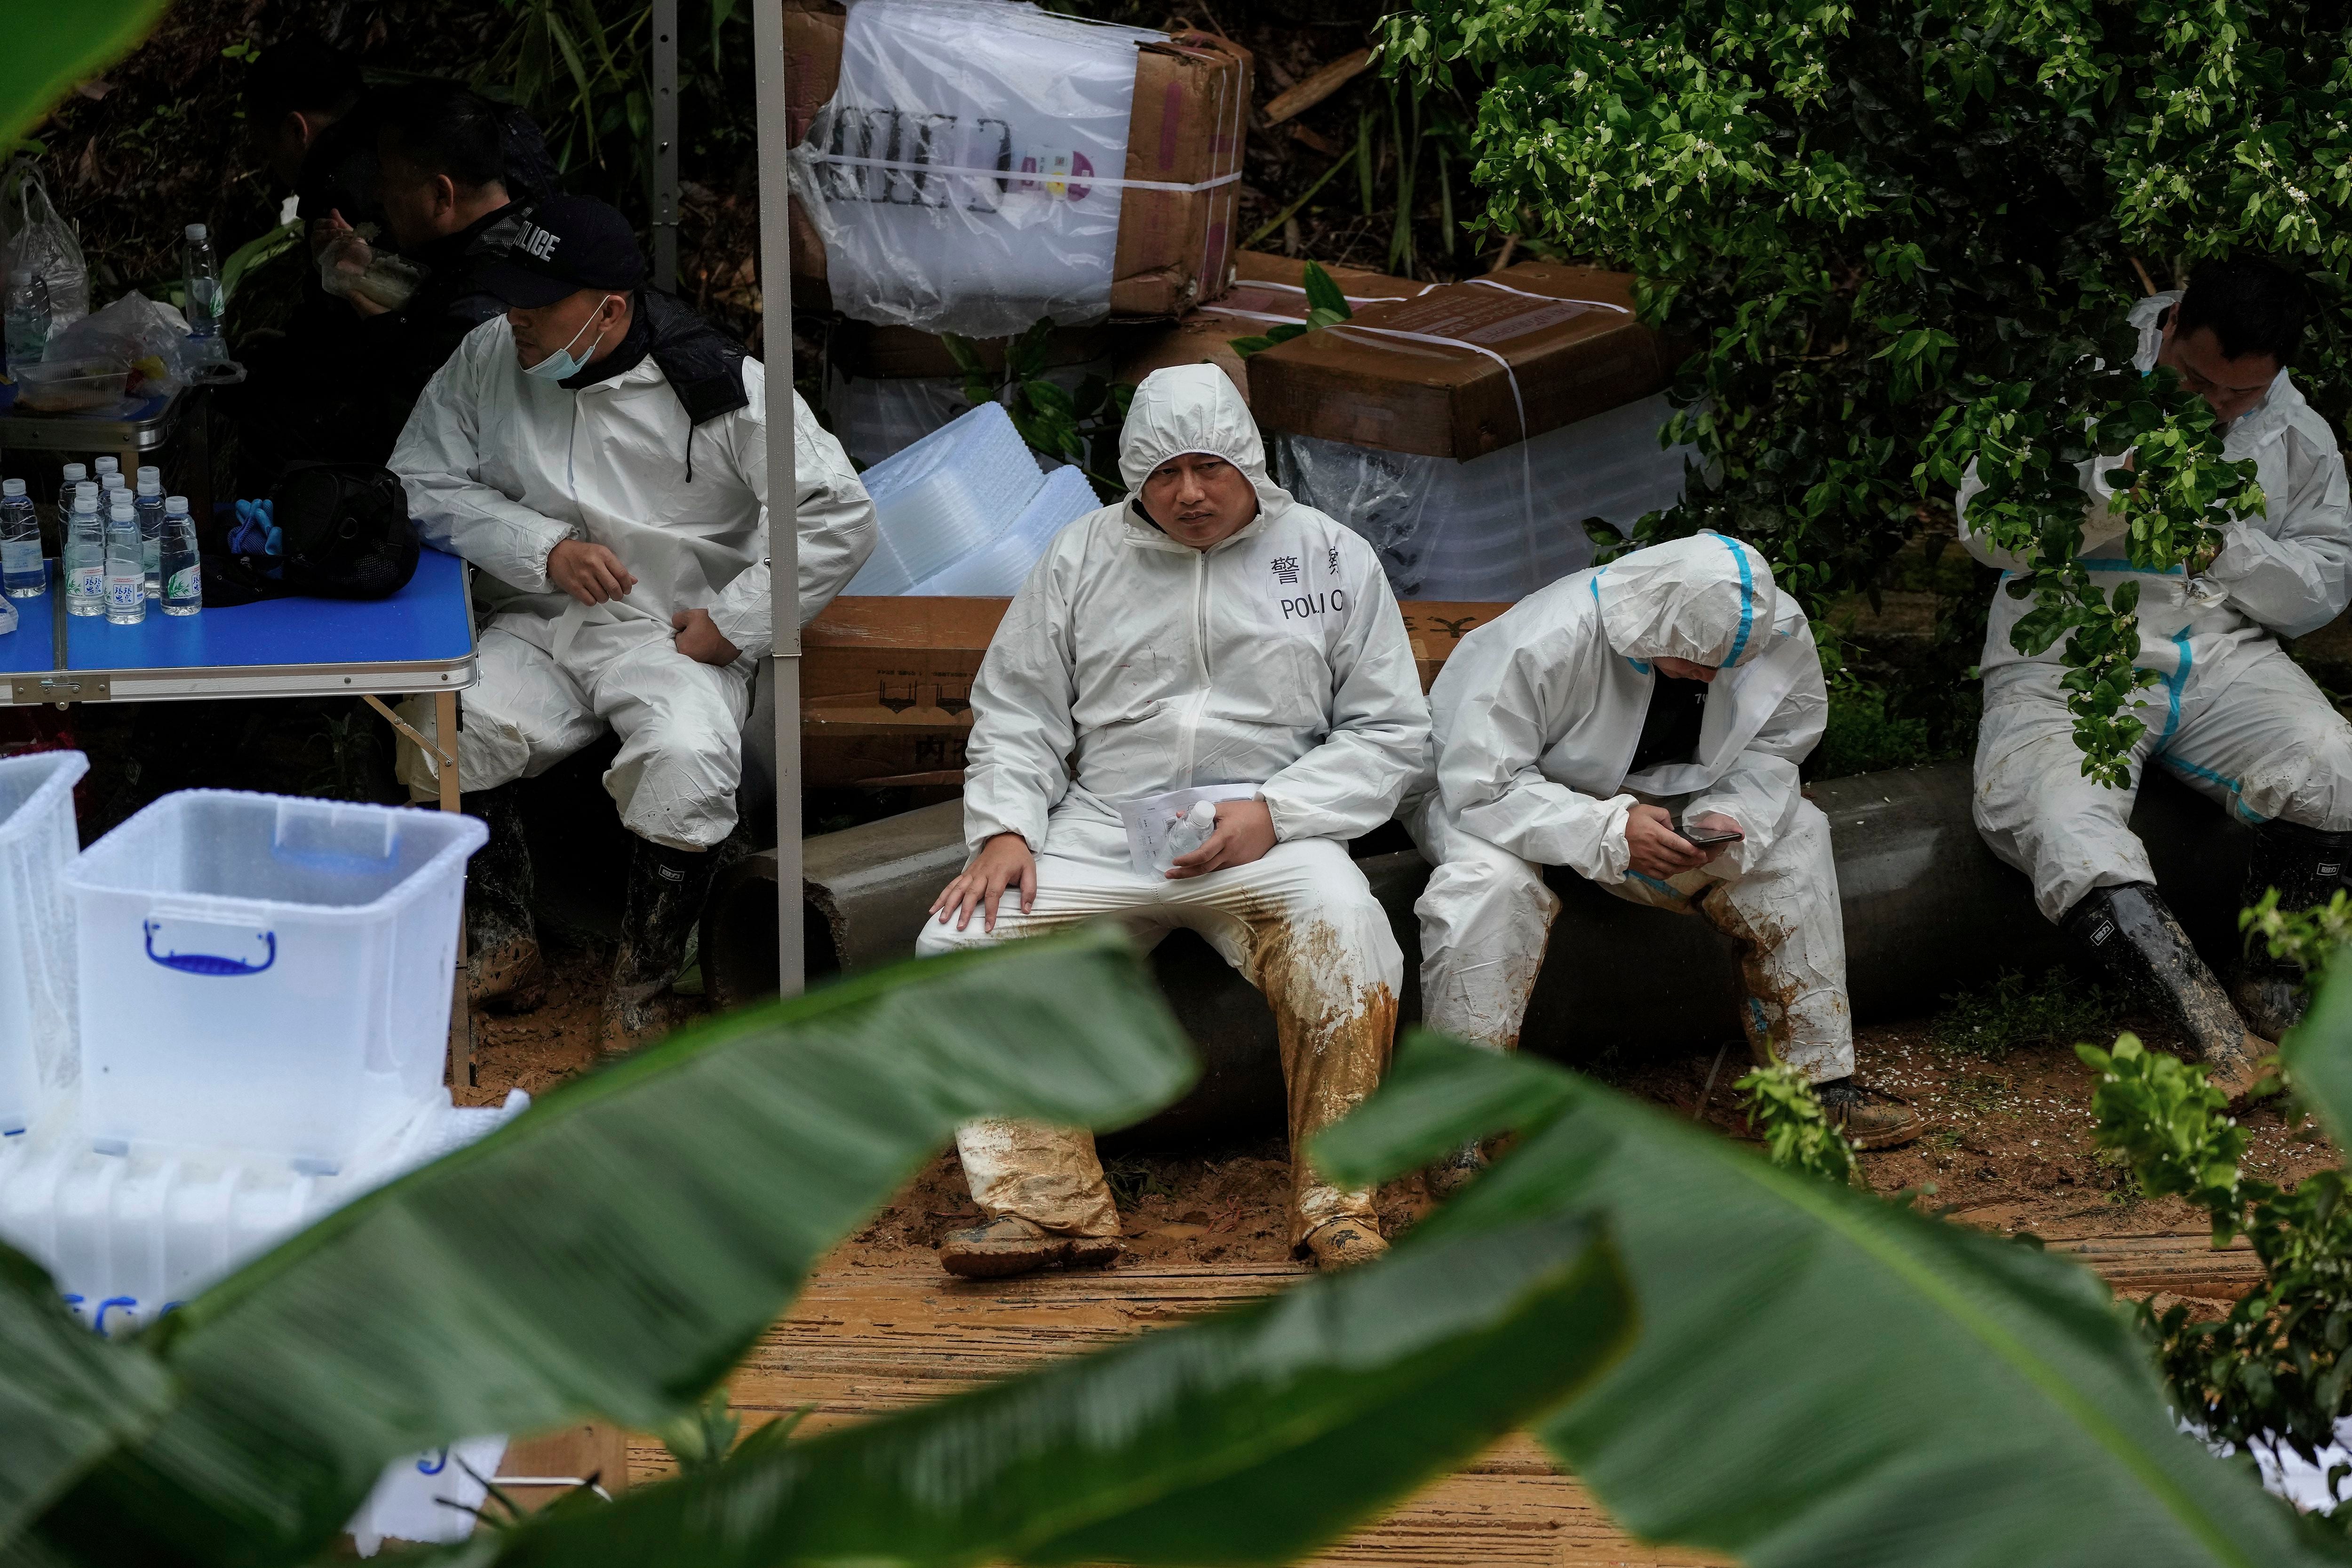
1246;262;1679;458
801;595;1505;787
783;0;1250;332
1113;250;1428;400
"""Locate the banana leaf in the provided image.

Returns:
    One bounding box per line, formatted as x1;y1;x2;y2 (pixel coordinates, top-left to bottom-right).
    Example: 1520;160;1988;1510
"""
0;0;168;146
1313;1032;2337;1568
22;930;1196;1568
414;1212;1632;1567
0;1246;175;1540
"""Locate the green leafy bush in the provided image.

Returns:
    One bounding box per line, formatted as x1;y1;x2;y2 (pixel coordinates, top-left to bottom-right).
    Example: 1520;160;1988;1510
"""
940;318;1132;500
1938;967;2120;1059
1378;1;2352;785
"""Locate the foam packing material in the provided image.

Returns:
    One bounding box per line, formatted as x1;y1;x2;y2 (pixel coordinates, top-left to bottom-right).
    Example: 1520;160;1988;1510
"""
1276;392;1698;602
791;0;1164;337
0;750;88;1137
846;399;1046;594
907;462;1101;595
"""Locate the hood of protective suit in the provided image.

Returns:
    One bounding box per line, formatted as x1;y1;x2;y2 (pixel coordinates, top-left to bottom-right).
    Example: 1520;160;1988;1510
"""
1594;533;1782;669
1118;364;1293;520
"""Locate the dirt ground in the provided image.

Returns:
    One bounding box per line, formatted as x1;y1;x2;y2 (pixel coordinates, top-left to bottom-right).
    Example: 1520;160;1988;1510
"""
458;939;2340;1274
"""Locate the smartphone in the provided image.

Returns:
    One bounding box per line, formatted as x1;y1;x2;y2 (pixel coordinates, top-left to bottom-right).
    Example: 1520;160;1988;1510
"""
1677;825;1745;847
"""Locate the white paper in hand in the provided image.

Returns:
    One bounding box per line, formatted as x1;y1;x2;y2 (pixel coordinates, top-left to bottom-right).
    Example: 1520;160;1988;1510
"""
1116;783;1263;878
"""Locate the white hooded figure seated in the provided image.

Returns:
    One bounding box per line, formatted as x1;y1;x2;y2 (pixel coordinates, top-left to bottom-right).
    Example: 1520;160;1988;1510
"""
921;364;1431;1280
1405;533;1922;1182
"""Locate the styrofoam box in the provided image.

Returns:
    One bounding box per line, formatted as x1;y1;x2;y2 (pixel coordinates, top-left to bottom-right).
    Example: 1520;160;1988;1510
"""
0;749;89;1138
64;792;487;1173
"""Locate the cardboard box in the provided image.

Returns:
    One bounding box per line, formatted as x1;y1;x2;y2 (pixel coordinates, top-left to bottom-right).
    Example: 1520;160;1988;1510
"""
782;0;1251;324
1245;263;1678;460
1112;250;1426;399
802;596;1507;787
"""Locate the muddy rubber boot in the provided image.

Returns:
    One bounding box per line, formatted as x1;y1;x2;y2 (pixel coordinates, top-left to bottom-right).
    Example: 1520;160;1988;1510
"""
1300;1218;1389;1270
939;1215;1122;1279
1424;1142;1488;1199
1813;1078;1925;1150
2233;820;2352;1041
597;838;721;1058
2061;882;2269;1103
462;785;545;1013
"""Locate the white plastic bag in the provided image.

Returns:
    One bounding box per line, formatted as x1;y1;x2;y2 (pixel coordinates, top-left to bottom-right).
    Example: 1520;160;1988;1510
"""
3;162;88;337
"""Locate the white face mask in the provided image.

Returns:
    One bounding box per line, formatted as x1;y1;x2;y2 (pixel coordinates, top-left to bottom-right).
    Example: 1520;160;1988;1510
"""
523;297;616;381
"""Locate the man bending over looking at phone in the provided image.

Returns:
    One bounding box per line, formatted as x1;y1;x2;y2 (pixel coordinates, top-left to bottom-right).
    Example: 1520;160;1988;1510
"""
1406;534;1922;1190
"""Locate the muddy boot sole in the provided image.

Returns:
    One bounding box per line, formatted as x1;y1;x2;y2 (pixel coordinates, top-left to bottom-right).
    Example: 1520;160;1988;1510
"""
940;1232;1123;1279
1299;1219;1389;1270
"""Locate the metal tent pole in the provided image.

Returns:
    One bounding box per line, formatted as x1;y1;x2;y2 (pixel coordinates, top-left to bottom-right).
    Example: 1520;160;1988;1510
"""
652;0;680;292
754;0;805;998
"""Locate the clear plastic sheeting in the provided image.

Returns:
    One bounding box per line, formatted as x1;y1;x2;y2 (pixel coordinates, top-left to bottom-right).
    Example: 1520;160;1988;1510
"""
1275;391;1698;602
789;0;1164;336
908;463;1100;594
846;400;1046;594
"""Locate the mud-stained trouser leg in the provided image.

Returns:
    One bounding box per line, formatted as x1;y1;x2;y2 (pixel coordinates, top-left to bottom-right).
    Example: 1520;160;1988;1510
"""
914;836;1402;1247
1605;799;1853;1083
1406;795;1559;1053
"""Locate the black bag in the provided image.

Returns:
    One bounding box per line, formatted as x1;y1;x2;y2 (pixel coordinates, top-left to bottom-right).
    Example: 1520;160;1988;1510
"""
205;462;420;607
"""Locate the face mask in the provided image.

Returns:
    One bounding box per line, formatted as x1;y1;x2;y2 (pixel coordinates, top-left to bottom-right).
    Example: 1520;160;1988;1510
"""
523;298;613;382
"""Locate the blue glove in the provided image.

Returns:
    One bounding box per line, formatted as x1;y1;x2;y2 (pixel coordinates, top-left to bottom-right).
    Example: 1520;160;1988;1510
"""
228;498;283;560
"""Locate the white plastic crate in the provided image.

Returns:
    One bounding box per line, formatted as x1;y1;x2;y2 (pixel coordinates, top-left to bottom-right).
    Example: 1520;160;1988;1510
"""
845;400;1047;594
908;462;1100;595
64;791;487;1172
0;750;88;1138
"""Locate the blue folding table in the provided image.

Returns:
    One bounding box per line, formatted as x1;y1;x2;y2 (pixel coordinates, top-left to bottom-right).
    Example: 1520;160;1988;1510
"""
1;546;482;1075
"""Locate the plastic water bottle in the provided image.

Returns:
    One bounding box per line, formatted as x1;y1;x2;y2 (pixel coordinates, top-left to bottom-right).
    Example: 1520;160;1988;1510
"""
5;272;48;368
134;470;164;597
159;494;200;617
103;499;145;624
55;462;86;522
64;487;103;617
0;479;42;599
183;225;224;348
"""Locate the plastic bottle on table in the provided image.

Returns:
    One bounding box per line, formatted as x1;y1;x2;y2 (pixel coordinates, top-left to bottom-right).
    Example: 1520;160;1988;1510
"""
64;486;103;617
183;225;224;348
159;494;200;617
103;498;145;625
5;272;48;368
134;470;164;597
55;462;86;522
1;479;42;599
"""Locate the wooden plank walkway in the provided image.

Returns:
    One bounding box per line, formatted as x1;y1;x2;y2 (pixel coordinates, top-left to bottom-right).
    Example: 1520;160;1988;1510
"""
608;1230;2256;1564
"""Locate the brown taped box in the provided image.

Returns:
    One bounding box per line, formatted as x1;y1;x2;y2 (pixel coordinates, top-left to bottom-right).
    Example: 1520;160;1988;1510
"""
781;0;1251;324
1113;250;1426;401
802;596;1507;788
1245;262;1679;460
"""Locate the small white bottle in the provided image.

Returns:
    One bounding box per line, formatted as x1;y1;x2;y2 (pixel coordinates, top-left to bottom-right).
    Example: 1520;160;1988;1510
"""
63;486;103;617
0;479;42;599
54;462;86;523
103;498;145;625
134;470;164;598
159;494;201;617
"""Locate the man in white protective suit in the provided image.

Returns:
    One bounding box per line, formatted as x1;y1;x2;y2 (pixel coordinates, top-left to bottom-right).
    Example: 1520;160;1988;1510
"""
1962;256;2352;1099
1407;533;1922;1190
391;195;875;1052
919;364;1430;1279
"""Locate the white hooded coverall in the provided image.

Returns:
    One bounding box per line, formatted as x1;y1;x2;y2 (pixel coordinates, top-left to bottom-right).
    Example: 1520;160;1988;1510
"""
390;317;876;849
916;364;1431;1247
1408;534;1852;1082
1962;292;2352;923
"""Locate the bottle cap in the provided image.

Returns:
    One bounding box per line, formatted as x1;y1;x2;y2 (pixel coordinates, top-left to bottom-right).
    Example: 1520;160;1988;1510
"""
75;482;97;504
95;457;118;474
61;463;85;481
2;478;23;498
102;474;125;491
137;476;161;496
185;223;207;242
137;465;160;485
165;495;189;514
109;500;134;521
